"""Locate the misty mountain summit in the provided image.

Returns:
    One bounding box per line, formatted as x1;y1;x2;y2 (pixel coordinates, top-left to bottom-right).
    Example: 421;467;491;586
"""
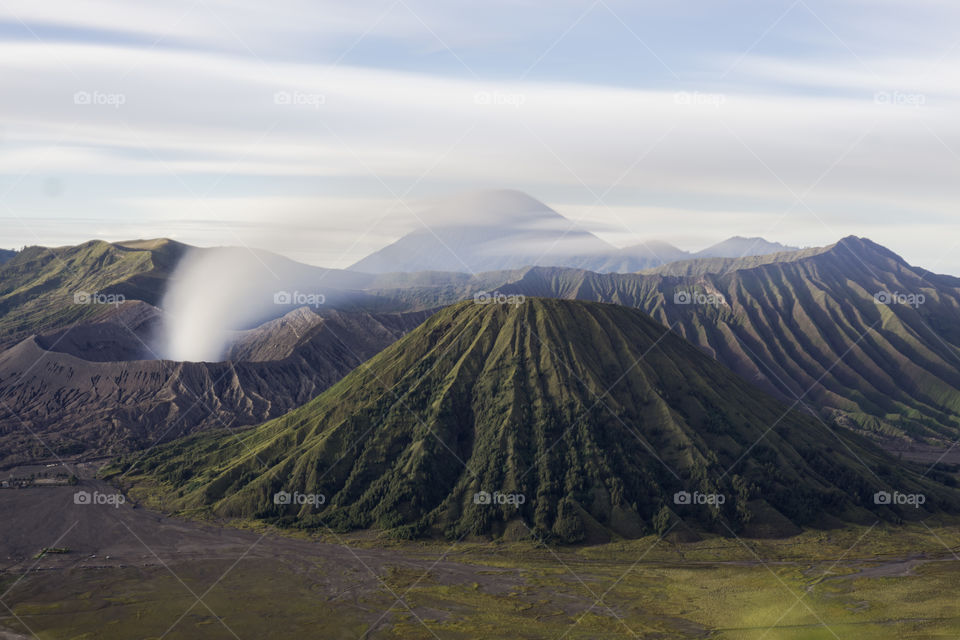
349;190;798;274
349;189;614;274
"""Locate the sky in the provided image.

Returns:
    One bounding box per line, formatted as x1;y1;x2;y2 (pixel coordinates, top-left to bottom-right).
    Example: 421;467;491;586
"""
1;0;959;273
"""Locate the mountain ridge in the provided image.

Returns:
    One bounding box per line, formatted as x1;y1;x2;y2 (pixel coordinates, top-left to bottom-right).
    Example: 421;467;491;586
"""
348;190;798;274
482;237;960;447
0;307;431;466
694;236;799;259
117;298;959;542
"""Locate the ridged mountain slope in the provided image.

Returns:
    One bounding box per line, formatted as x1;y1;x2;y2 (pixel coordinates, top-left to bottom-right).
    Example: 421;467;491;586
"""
0;308;430;466
489;238;960;445
121;299;957;542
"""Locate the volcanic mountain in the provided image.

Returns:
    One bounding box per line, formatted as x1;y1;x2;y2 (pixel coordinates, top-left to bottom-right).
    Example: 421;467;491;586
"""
476;237;960;449
0;238;377;351
6;234;958;467
348;190;796;274
120;299;956;542
348;190;617;274
0;306;431;466
0;239;185;350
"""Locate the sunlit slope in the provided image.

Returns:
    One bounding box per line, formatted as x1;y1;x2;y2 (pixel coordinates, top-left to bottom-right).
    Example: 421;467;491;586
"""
491;238;960;443
0;239;186;347
122;298;958;542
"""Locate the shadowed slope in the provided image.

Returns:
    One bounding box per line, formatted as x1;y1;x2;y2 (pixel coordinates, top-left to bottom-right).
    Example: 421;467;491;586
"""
486;238;960;445
0;307;431;466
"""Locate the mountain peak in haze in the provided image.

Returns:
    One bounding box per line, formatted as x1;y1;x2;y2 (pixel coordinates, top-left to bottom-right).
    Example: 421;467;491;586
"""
350;190;801;275
349;190;616;274
423;189;557;227
695;236;799;259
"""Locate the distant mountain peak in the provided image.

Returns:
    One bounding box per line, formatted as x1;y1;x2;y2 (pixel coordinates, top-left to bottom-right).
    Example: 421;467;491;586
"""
429;189;554;221
349;190;807;275
834;235;885;252
695;236;799;259
349;190;616;274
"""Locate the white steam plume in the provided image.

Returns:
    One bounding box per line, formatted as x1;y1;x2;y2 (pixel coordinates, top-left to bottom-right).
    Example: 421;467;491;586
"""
158;248;275;361
158;245;351;362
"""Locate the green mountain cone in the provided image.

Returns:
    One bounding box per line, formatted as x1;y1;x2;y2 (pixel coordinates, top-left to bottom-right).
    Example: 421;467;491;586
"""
121;298;959;542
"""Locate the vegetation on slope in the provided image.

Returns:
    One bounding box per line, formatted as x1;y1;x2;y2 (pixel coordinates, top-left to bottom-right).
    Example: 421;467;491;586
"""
118;298;959;542
0;239;186;347
479;238;960;445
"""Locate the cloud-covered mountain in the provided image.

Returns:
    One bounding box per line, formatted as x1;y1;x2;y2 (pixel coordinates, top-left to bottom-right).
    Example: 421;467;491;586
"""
349;190;616;274
349;191;797;275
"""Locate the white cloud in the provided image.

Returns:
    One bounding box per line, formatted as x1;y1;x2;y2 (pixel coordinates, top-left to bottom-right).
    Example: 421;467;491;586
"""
1;34;959;272
0;0;428;50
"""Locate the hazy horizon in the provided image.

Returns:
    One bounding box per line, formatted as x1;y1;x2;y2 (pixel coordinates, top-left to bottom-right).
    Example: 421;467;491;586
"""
0;188;949;276
2;1;959;274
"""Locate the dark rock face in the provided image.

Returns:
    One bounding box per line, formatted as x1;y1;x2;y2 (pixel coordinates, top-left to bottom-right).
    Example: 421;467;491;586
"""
0;307;432;466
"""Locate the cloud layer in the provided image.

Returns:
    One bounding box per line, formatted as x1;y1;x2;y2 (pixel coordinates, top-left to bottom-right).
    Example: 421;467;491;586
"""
1;1;958;273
